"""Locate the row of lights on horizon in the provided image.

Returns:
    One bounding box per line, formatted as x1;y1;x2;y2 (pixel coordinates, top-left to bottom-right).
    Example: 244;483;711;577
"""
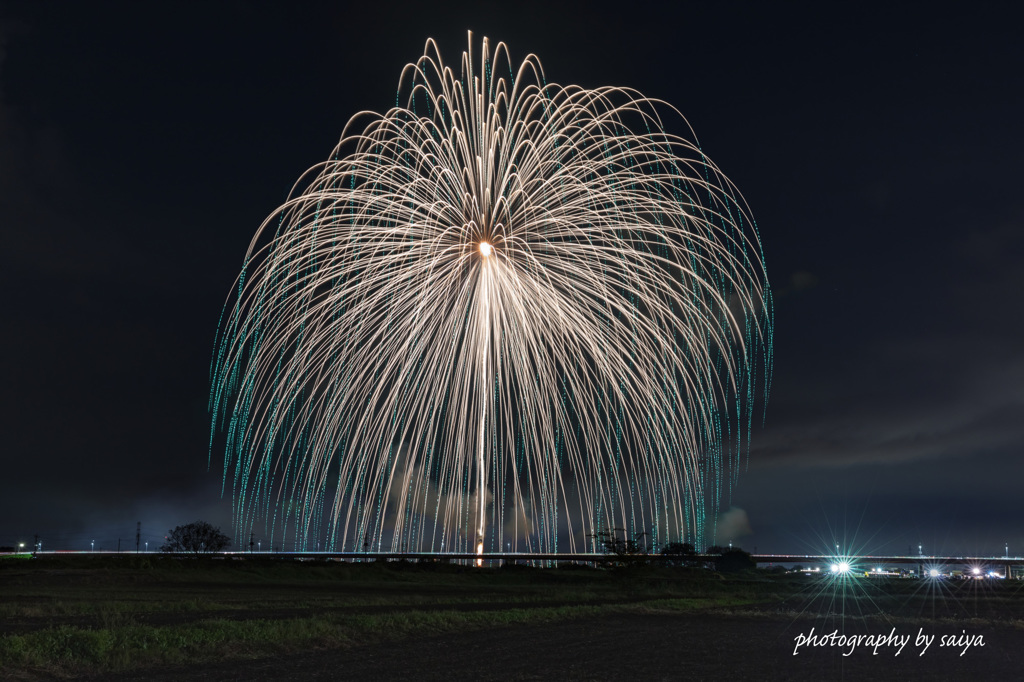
904;542;1010;558
5;536;1015;555
86;540;149;552
829;542;1012;558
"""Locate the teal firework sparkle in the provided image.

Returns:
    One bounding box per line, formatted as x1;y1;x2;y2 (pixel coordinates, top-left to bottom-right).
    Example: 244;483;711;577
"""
210;35;772;555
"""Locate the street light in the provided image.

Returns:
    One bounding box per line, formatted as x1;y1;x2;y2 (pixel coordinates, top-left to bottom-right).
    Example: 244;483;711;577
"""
91;540;94;552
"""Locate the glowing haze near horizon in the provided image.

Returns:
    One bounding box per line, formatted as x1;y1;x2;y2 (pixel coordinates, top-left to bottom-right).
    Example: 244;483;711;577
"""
210;35;772;554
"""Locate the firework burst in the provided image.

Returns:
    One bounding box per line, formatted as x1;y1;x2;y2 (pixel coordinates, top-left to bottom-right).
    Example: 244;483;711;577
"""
210;34;773;554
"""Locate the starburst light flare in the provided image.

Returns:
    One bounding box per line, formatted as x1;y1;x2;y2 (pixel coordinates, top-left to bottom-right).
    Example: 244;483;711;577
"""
210;33;773;555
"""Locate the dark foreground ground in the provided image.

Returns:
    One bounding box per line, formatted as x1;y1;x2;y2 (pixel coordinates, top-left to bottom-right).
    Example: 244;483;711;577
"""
90;611;1022;682
2;556;1021;681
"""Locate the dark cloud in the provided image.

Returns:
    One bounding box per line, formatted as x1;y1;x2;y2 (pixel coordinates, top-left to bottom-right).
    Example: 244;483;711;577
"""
754;334;1023;470
732;206;1024;553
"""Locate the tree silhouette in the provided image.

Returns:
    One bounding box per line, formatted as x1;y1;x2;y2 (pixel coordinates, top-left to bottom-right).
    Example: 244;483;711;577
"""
660;542;697;566
590;529;649;559
714;548;756;573
161;521;231;555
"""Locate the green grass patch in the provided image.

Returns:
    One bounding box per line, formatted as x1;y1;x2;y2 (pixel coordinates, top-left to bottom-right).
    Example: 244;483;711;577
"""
0;596;746;678
1;558;774;677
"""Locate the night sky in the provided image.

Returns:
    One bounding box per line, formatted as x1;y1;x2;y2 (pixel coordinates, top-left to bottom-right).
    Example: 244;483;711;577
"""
2;1;1020;556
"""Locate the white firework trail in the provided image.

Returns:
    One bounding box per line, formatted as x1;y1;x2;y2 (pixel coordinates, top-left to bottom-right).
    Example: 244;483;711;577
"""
210;34;773;556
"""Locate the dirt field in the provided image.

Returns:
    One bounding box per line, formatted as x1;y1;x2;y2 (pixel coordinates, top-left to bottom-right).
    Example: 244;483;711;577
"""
3;557;1021;680
80;610;1023;682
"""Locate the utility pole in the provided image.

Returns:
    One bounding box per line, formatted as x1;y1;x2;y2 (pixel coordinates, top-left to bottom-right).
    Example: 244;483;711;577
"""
136;522;141;553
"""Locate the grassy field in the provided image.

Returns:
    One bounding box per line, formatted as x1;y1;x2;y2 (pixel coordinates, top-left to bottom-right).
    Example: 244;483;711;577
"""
2;556;1021;680
0;556;765;678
